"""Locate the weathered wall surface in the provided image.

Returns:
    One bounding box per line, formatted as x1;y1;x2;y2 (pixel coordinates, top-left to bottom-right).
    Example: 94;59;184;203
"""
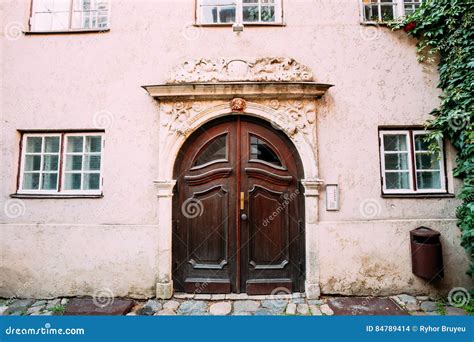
0;0;470;298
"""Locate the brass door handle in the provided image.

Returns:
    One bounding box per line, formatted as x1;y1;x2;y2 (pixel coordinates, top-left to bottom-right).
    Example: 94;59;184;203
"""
240;192;245;210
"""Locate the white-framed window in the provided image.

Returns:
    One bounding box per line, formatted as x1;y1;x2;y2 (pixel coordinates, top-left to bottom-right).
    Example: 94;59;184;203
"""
379;130;446;194
360;0;422;23
196;0;283;25
30;0;110;32
18;132;104;195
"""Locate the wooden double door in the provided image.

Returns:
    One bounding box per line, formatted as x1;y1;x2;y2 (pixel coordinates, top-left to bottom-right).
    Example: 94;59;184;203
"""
172;116;304;294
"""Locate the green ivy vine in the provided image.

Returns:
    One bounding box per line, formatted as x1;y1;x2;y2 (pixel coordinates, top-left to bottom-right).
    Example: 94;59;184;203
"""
391;0;473;277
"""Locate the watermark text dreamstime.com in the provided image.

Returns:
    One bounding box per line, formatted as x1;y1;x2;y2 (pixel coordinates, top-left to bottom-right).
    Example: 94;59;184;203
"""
4;323;85;336
262;189;300;228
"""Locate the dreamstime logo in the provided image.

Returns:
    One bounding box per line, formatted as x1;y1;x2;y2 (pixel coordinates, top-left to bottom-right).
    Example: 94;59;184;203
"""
448;287;471;308
181;22;203;41
269;286;292;300
181;197;204;219
4;21;24;41
93;110;114;129
359;199;382;219
359;23;381;41
4;199;26;218
92;288;115;308
448;112;470;131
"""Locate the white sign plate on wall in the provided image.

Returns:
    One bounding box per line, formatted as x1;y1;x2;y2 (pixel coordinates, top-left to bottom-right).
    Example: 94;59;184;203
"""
325;184;339;211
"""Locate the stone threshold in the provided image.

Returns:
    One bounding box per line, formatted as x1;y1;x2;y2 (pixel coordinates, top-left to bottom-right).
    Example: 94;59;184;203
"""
173;292;305;300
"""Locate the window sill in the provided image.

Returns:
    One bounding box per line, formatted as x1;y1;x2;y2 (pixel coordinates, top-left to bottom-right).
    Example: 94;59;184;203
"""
359;21;390;26
11;193;103;199
24;29;110;36
382;193;455;199
194;22;286;27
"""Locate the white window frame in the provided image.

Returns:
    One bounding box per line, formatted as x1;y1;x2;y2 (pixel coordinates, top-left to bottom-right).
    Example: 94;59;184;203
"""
196;0;283;25
29;0;111;32
379;129;446;194
359;0;422;23
18;132;104;196
412;130;446;193
18;133;63;195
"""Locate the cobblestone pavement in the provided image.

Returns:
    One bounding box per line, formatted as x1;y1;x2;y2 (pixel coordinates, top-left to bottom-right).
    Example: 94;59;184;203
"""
0;293;469;316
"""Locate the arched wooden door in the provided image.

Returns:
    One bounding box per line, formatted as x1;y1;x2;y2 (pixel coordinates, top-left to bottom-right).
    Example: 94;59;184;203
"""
172;116;304;294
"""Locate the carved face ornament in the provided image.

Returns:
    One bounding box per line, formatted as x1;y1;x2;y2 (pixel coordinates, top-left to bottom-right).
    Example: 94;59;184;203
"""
231;98;247;112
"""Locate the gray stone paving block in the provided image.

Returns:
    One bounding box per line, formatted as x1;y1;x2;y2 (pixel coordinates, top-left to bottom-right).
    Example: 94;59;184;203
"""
177;301;208;315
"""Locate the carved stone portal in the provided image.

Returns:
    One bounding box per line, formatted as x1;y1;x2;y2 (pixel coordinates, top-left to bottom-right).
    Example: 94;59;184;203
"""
146;57;331;299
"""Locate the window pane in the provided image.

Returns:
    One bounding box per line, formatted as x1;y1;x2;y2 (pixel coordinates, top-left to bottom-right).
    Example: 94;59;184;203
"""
65;173;82;190
385;172;410;189
26;137;42;153
33;12;53;31
51;12;70;30
200;0;236;23
380;4;395;21
416;153;440;170
83;173;100;190
44;136;60;153
364;4;379;21
67;136;84;152
43;155;59;171
417;171;441;189
53;0;70;11
33;0;54;11
261;6;275;22
243;6;259;22
384;153;408;170
25;155;42;171
84;155;101;171
250;136;282;166
86;136;102;152
23;173;40;190
194;135;227;166
41;173;58;190
404;0;421;14
414;135;430;151
383;134;408;151
66;155;83;171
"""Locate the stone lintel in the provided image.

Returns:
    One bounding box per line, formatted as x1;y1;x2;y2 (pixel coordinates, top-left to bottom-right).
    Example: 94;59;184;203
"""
142;82;333;101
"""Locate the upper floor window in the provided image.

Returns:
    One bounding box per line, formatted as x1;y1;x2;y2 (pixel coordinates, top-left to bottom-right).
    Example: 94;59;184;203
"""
18;132;104;195
30;0;110;32
379;129;447;195
196;0;283;25
360;0;422;23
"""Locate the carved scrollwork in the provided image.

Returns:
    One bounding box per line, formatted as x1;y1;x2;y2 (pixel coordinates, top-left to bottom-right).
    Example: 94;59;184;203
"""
265;99;317;136
160;101;207;136
168;57;314;83
160;98;317;143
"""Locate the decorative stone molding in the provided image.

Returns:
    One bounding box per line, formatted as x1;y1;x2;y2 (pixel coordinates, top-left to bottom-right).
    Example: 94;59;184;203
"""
264;99;317;137
301;179;325;197
230;98;246;112
158;99;319;143
154;180;177;197
168;57;314;83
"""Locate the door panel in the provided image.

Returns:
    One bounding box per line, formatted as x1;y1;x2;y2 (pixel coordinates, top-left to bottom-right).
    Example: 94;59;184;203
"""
173;116;304;294
248;185;289;268
187;185;229;269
